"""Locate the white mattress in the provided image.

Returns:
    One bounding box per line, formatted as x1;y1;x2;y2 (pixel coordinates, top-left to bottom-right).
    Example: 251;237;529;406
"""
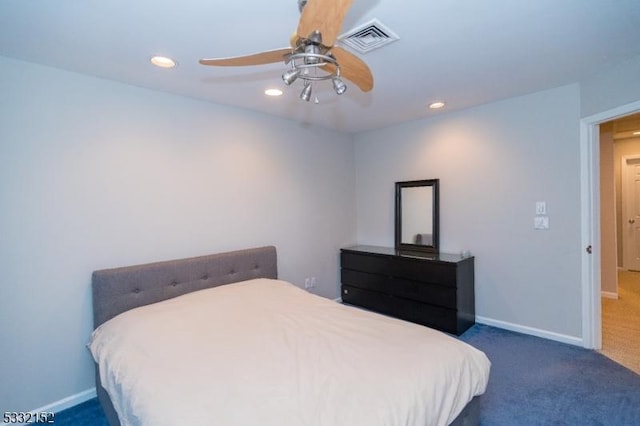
89;279;490;426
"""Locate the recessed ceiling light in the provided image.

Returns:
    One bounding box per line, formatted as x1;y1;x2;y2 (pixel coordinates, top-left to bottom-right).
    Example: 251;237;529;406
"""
429;101;445;109
265;88;283;97
150;56;176;68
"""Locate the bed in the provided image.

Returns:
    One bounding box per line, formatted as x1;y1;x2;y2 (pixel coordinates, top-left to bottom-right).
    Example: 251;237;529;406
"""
89;246;490;426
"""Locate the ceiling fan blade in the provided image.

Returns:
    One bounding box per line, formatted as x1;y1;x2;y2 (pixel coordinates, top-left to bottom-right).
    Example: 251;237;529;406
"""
297;0;353;46
199;48;291;67
328;47;373;92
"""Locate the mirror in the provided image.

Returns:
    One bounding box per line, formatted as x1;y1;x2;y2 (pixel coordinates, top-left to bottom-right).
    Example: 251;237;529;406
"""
395;179;439;253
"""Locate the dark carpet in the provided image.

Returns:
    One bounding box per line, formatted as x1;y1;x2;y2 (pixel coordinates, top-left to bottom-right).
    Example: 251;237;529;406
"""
53;398;108;426
459;325;640;425
55;324;640;425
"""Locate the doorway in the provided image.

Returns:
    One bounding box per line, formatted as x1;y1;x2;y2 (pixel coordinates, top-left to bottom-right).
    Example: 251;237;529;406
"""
598;113;640;374
581;100;640;350
621;155;640;271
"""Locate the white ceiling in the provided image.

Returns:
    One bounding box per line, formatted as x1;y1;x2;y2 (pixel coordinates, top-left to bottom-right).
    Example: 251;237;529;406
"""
2;0;640;134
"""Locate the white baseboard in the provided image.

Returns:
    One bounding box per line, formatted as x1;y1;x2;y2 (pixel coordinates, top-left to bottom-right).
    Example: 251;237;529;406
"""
333;304;584;347
476;316;584;347
601;291;619;299
30;387;96;415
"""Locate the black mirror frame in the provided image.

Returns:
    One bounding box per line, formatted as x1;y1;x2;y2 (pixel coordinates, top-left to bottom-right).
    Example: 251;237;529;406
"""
395;179;439;253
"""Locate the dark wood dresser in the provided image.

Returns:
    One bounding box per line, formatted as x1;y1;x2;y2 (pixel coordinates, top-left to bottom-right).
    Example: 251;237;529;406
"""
340;245;475;335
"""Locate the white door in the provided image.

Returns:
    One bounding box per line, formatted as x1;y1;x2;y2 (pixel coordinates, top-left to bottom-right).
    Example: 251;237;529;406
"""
622;156;640;270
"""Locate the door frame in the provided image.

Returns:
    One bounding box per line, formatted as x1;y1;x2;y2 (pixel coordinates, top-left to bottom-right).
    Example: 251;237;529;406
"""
621;155;640;270
581;99;640;349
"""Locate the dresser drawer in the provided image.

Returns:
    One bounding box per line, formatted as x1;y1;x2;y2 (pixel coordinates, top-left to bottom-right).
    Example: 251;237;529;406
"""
342;251;458;287
341;285;395;318
341;285;458;333
341;269;456;309
390;257;457;286
341;252;391;275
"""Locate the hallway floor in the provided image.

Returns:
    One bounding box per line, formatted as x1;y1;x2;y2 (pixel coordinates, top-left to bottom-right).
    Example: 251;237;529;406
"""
600;270;640;375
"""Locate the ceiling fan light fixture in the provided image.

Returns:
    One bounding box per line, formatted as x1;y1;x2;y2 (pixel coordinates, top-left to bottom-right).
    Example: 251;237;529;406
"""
304;45;322;64
332;77;347;95
198;0;374;101
300;82;313;102
307;30;323;46
282;69;301;85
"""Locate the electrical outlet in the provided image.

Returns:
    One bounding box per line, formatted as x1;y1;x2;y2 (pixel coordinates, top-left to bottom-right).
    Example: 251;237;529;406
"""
304;277;316;290
534;216;549;230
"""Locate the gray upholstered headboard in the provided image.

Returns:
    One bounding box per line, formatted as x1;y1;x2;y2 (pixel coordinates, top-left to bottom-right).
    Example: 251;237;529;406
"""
92;246;277;328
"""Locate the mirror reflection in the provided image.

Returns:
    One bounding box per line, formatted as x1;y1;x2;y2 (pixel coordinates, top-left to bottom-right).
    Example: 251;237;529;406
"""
401;186;433;245
395;179;439;253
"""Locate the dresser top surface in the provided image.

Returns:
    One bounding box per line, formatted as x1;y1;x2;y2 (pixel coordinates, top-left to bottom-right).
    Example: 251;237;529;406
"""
342;245;472;263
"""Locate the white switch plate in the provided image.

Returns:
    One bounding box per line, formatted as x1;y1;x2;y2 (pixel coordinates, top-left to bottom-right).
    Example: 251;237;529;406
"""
534;216;549;230
535;201;547;215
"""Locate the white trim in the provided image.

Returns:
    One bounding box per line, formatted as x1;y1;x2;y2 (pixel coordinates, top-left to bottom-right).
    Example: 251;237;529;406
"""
580;118;600;349
476;316;583;347
601;291;619;299
621;154;640;270
582;101;640;124
30;387;96;415
580;99;640;351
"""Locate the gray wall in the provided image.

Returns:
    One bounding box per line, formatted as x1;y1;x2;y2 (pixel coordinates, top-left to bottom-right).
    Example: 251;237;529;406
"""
0;57;356;413
581;54;640;118
3;49;640;415
354;84;584;338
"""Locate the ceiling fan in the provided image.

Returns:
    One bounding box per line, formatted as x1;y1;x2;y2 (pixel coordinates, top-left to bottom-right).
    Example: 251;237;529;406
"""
199;0;374;102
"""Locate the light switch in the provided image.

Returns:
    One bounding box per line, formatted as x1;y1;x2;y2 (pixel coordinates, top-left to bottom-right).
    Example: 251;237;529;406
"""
535;201;547;215
534;216;549;230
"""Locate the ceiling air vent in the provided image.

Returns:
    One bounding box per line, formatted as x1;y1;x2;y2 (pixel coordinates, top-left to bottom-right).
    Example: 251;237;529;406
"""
338;19;400;54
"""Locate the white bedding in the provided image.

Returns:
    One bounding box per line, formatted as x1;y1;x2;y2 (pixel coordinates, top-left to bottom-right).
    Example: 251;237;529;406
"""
89;279;490;426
